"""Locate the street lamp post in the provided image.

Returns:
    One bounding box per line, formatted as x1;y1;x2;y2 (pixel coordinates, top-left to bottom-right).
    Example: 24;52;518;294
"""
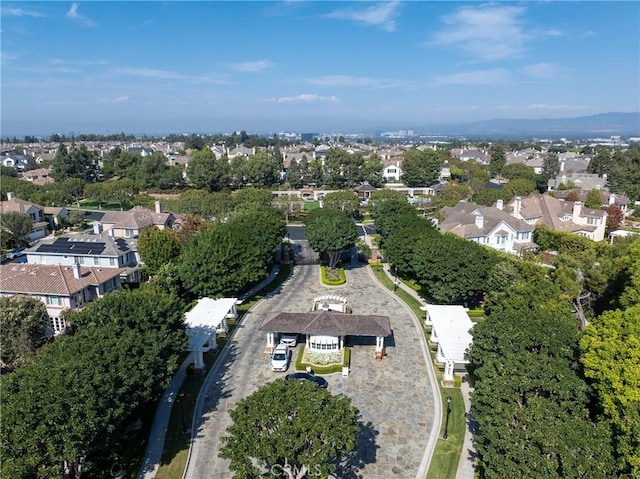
443;396;452;440
178;391;187;434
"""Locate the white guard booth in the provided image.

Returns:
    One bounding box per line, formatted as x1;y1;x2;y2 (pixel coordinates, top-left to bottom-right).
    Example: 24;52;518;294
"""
184;297;238;369
423;304;474;384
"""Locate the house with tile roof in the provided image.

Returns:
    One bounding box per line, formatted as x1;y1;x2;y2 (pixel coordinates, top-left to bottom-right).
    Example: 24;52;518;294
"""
25;226;141;282
440;200;535;254
0;193;49;243
506;194;607;242
98;202;175;239
548;173;606;192
0;263;122;335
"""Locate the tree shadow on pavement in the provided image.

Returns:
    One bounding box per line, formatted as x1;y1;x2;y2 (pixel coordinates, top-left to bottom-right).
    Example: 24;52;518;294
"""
332;420;379;478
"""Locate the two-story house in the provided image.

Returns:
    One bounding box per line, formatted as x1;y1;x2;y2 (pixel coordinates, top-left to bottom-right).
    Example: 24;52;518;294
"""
0;263;122;335
25;226;141;282
439;200;535;254
507;194;607;242
98;202;175;239
0;192;49;242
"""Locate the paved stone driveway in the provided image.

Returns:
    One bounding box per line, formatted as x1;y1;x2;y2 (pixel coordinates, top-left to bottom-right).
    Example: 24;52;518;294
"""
184;263;437;479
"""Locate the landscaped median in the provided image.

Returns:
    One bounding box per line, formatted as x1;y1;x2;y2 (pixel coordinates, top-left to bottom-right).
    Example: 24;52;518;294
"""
294;344;351;375
321;265;346;286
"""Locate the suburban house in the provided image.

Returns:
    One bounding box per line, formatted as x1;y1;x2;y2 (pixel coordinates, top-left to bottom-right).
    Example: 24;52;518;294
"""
422;304;474;385
548;173;607;192
43;206;70;229
98;202;175;238
25;226;141;282
1;154;30;169
382;160;402;182
553;190;630;214
439;200;535;254
0;263;122;335
126;146;155;156
0;193;49;242
20;167;54;185
506;194;608;242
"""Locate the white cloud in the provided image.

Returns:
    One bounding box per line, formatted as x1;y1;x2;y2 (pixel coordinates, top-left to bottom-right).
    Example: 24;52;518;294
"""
431;4;529;61
1;7;46;17
50;58;109;66
306;74;414;89
227;60;273;72
113;67;229;84
100;96;129;104
522;62;566;79
432;69;509;85
66;3;97;27
326;1;401;32
265;94;339;104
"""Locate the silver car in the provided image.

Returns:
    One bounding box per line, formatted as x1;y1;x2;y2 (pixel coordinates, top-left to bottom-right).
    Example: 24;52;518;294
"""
270;343;291;372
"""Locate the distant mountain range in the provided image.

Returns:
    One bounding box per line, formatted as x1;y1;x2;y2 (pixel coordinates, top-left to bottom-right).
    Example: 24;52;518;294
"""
414;112;640;139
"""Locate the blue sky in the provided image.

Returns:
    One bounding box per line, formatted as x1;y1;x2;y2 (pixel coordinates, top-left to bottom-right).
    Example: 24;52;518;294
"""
2;1;639;136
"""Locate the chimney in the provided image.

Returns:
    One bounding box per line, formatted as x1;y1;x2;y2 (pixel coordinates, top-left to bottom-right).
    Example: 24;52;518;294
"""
155;200;162;214
93;222;103;234
475;214;484;229
561;175;567;185
514;196;522;219
560;159;565;172
572;201;583;223
609;193;616;206
73;262;82;279
496;199;503;210
7;192;15;201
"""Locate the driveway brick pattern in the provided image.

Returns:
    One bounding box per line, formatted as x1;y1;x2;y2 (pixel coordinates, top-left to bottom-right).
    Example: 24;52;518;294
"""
184;264;436;479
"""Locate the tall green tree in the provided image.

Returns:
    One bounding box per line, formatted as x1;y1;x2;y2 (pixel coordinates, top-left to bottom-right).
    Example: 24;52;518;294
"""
185;147;230;191
584;188;604;208
400;148;443;186
0;211;33;248
0;297;48;367
468;281;616;478
581;305;640;476
220;379;359;479
322;190;360;217
304;208;357;269
138;226;181;275
488;144;507;177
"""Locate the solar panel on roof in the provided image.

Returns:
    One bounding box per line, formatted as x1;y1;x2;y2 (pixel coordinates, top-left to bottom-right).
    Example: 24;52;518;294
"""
34;237;106;255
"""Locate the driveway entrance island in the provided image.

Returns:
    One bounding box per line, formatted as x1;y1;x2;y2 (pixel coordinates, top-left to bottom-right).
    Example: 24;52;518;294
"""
183;263;438;479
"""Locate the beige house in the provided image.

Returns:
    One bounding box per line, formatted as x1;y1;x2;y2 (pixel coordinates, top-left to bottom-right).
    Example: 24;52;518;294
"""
98;202;174;238
0;263;122;335
507;194;607;242
0;193;49;242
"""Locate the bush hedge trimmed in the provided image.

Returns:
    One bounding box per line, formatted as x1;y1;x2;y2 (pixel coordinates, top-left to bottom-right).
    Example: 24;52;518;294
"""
321;265;346;286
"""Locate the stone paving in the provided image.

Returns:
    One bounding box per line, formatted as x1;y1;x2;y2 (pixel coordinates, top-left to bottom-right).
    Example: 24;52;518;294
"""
184;263;438;479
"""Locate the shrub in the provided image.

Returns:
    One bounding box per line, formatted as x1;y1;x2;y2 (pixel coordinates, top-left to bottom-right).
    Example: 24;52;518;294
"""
321;265;346;286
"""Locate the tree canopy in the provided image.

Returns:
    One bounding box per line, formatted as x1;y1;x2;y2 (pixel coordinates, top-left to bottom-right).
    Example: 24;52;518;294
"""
400;148;443;186
304;208;357;269
220;379;359;479
138;226;181;275
0;297;48;367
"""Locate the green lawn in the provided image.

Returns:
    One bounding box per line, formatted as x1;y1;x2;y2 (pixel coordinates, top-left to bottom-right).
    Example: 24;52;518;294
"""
303;200;320;211
76;199;133;211
426;389;466;479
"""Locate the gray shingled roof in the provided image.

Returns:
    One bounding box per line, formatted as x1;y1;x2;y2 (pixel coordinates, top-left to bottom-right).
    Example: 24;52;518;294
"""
259;311;391;337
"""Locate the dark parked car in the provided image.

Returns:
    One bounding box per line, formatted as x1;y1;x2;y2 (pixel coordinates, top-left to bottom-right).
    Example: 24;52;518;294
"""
285;372;328;389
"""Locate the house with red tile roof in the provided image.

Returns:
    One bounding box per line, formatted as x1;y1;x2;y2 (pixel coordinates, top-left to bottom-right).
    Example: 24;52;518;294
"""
0;263;122;335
